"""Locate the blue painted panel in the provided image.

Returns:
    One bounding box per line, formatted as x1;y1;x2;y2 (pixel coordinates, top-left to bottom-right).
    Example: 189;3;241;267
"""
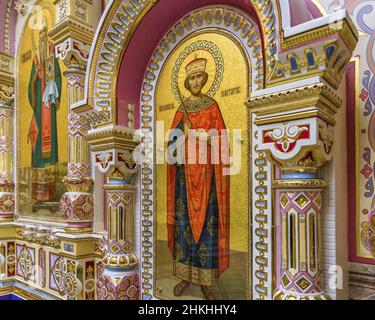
0;294;24;300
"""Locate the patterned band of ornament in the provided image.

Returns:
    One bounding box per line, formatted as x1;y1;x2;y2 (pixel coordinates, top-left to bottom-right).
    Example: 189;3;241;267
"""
0;105;14;218
273;179;328;189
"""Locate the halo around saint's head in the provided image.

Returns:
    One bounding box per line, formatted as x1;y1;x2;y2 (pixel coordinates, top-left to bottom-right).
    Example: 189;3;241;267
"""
171;40;224;104
30;16;49;57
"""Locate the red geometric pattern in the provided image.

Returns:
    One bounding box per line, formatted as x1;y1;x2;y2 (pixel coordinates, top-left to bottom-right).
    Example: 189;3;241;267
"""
60;193;94;221
280;190;323;295
97;273;139;300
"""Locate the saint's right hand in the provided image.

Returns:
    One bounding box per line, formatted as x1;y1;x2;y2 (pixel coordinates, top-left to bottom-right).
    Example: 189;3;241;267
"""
184;120;192;140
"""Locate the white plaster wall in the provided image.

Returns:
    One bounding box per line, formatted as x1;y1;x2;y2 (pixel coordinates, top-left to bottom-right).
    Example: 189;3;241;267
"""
320;160;336;298
320;73;349;300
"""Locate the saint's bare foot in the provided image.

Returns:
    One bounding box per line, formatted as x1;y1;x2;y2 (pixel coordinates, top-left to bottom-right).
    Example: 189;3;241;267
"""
174;280;190;296
201;285;215;300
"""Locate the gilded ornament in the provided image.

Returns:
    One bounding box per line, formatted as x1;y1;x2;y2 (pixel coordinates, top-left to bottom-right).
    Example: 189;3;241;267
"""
15;0;29;16
86;3;272;125
264;124;309;153
273;179;328;189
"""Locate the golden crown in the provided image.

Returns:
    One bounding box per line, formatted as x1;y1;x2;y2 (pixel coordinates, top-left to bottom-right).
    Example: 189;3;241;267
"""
185;57;207;78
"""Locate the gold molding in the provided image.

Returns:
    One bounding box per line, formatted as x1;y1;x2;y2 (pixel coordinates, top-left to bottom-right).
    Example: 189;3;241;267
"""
280;18;358;53
273;179;328;189
273;288;331;300
103;184;136;191
87;126;139;151
247;82;341;126
49;17;94;45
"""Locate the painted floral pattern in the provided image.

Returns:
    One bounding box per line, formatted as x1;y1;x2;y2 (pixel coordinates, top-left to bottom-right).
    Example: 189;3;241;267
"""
320;0;375;260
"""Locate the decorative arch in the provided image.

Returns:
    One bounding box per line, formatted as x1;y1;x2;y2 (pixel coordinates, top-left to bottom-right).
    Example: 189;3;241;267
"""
137;5;264;300
74;0;280;126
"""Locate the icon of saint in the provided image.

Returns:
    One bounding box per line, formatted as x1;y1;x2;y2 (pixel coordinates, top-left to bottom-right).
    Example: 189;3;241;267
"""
167;55;230;300
28;25;62;203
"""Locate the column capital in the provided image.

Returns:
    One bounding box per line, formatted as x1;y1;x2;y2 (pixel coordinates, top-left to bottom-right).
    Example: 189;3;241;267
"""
247;80;339;173
0;52;14;107
55;38;91;69
87;125;140;181
49;0;94;69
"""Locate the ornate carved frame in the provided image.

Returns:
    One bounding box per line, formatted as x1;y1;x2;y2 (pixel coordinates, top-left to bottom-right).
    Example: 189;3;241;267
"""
2;0;358;300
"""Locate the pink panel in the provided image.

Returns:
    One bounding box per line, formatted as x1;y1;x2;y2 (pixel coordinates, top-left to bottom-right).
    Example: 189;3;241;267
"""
9;5;17;55
289;0;314;27
306;0;324;19
347;61;375;265
115;0;263;128
0;0;8;53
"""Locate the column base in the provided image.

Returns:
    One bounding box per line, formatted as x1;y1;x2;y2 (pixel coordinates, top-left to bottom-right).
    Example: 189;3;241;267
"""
273;288;331;300
60;192;94;233
97;269;140;300
0;190;15;221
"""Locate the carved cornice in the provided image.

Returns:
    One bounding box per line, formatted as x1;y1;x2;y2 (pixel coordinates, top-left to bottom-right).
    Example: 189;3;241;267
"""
16;225;62;248
88;126;139;177
280;17;358;53
270;3;358;89
268;39;352;90
87;125;139;151
49;1;94;69
0;53;14;81
248;82;342;109
0;53;14;105
49;17;94;46
273;179;328;189
247;82;342;126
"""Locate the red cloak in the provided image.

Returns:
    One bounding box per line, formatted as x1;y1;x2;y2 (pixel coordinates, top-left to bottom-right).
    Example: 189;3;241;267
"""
167;100;230;275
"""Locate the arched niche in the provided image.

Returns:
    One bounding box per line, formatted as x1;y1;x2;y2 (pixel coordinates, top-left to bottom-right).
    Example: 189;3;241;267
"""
82;0;281;301
140;6;262;300
73;0;280;125
110;1;276;299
